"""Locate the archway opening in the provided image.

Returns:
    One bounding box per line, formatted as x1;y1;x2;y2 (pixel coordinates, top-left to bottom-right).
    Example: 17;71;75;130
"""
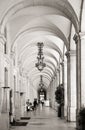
38;88;47;103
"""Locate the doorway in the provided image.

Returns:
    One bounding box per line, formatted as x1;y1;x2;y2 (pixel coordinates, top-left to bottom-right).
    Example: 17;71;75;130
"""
38;88;47;102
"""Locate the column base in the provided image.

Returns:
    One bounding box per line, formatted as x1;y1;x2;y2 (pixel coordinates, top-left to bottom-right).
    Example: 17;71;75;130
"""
67;106;76;122
0;113;9;130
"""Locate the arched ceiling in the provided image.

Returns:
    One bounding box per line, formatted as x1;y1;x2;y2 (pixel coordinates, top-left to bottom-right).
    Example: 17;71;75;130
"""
0;0;79;32
0;0;80;90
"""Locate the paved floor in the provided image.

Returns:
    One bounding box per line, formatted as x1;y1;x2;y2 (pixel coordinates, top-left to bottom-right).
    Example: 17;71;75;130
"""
10;106;76;130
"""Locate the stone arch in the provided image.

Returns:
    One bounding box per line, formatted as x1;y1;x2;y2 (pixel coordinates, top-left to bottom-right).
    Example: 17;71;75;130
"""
18;40;63;61
0;0;79;34
11;26;68;50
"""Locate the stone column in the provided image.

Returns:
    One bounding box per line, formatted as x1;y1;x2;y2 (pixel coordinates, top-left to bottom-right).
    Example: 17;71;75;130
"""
54;76;58;110
62;62;64;86
13;66;21;120
1;87;10;130
51;77;56;109
14;91;20;121
0;34;10;130
57;68;60;86
2;87;10;112
65;50;76;121
50;80;53;108
0;34;5;89
20;92;25;117
73;34;81;112
47;83;51;103
60;62;64;118
59;64;62;85
60;61;64;86
79;32;85;107
64;59;67;119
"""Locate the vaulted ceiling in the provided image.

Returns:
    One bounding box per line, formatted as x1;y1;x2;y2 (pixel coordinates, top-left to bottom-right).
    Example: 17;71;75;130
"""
0;0;80;90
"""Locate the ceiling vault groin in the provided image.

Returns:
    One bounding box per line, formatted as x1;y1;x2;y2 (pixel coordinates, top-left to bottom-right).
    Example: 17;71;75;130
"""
0;0;79;90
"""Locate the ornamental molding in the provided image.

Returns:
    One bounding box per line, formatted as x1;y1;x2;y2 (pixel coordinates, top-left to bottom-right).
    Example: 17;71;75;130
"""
73;32;85;43
73;33;80;44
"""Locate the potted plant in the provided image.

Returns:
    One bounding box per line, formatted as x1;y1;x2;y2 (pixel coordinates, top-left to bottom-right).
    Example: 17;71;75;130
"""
55;84;64;117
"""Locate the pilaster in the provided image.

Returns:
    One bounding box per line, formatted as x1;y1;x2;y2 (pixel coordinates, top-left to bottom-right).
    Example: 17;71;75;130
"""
64;59;67;119
65;50;76;121
73;33;81;112
52;77;57;109
20;92;25;117
14;91;21;120
60;61;64;86
0;34;6;113
57;68;60;85
60;65;62;85
0;34;10;130
0;34;6;87
0;87;10;130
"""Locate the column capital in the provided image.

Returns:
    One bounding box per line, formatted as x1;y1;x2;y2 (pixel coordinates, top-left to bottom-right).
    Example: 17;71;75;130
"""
73;32;85;43
65;51;70;58
65;50;76;58
73;33;80;44
0;33;6;45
